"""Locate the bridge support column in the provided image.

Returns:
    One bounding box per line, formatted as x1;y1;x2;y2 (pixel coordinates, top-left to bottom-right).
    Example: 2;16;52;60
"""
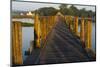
67;16;73;31
34;14;41;48
12;21;23;65
41;17;45;44
74;16;78;36
80;17;85;48
86;18;92;48
43;17;46;39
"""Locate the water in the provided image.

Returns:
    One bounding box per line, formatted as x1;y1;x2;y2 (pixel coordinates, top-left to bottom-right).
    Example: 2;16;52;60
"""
22;27;34;61
12;18;34;61
92;23;96;52
12;18;34;23
78;23;96;52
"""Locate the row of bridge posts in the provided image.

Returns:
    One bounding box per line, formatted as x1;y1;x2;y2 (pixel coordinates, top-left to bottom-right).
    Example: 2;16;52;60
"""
12;13;93;65
34;14;56;48
74;16;78;36
34;13;92;49
65;16;92;49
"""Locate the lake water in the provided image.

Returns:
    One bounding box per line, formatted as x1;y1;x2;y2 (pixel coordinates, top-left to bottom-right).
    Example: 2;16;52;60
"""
22;27;34;61
91;23;96;52
12;18;34;23
78;23;96;52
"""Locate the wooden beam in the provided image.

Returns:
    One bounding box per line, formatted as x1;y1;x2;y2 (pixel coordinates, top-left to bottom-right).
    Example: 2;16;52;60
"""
80;17;85;48
86;18;92;48
74;16;78;36
12;21;23;65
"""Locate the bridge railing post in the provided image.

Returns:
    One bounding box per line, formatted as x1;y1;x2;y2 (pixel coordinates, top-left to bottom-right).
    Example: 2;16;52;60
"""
74;16;78;36
12;21;23;65
80;17;85;48
40;16;44;45
34;14;41;48
65;16;71;31
86;18;92;49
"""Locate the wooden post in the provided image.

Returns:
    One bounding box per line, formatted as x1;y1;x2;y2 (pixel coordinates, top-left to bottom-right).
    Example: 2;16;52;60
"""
52;16;54;26
70;16;73;31
50;16;51;30
53;16;55;25
47;16;49;34
45;17;47;38
69;16;71;31
50;16;52;29
80;17;85;48
40;17;42;41
44;17;46;39
12;21;23;65
74;16;78;36
41;17;45;43
34;14;41;48
65;16;68;25
86;18;92;48
66;16;74;32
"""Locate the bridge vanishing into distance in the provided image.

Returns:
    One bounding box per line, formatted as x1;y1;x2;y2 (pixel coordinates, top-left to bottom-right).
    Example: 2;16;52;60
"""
12;12;96;66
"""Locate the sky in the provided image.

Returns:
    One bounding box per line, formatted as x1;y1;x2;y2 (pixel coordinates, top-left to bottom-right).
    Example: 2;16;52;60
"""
12;1;96;12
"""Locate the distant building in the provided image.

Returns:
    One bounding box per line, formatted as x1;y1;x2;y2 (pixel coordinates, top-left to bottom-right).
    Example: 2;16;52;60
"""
20;13;24;15
26;11;33;16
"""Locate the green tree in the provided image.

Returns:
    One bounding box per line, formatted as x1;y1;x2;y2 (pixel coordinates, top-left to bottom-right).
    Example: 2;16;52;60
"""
37;7;58;16
68;5;79;16
59;4;69;15
78;8;88;17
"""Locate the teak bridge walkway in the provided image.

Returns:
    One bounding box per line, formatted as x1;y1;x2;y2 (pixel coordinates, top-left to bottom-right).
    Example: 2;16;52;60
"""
12;12;95;66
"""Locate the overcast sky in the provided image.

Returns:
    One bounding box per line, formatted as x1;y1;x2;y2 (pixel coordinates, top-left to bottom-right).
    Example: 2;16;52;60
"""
12;1;95;12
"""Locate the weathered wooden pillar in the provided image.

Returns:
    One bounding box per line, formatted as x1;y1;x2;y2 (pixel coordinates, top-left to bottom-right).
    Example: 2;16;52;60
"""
80;17;85;48
41;17;45;43
50;16;52;29
44;17;46;39
46;16;49;33
40;17;42;40
45;17;47;38
68;16;72;31
70;16;73;31
46;17;48;35
86;18;92;48
52;16;54;27
52;16;54;26
53;16;56;25
74;16;78;36
12;21;23;65
34;14;41;48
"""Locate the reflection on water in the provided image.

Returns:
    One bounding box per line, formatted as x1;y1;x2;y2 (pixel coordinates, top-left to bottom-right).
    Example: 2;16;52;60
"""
22;27;34;61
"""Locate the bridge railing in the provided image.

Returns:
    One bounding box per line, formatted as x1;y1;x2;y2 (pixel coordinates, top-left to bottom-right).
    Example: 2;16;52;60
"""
34;14;57;48
34;13;93;49
65;16;92;49
11;13;93;65
12;15;34;65
12;14;57;64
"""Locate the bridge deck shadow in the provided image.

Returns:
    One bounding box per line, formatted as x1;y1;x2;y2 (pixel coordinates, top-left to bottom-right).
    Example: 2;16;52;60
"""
23;21;95;65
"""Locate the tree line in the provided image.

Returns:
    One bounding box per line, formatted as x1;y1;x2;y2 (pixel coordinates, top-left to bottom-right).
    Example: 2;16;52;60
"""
33;4;95;18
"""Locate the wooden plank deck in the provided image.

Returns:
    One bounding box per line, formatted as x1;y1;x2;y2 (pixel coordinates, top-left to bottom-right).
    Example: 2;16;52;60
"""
23;20;95;65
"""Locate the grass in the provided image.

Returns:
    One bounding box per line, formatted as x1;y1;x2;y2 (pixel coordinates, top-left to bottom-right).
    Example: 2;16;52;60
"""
22;23;34;27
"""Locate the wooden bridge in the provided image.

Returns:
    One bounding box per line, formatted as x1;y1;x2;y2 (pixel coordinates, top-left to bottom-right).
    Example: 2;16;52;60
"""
12;12;96;66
